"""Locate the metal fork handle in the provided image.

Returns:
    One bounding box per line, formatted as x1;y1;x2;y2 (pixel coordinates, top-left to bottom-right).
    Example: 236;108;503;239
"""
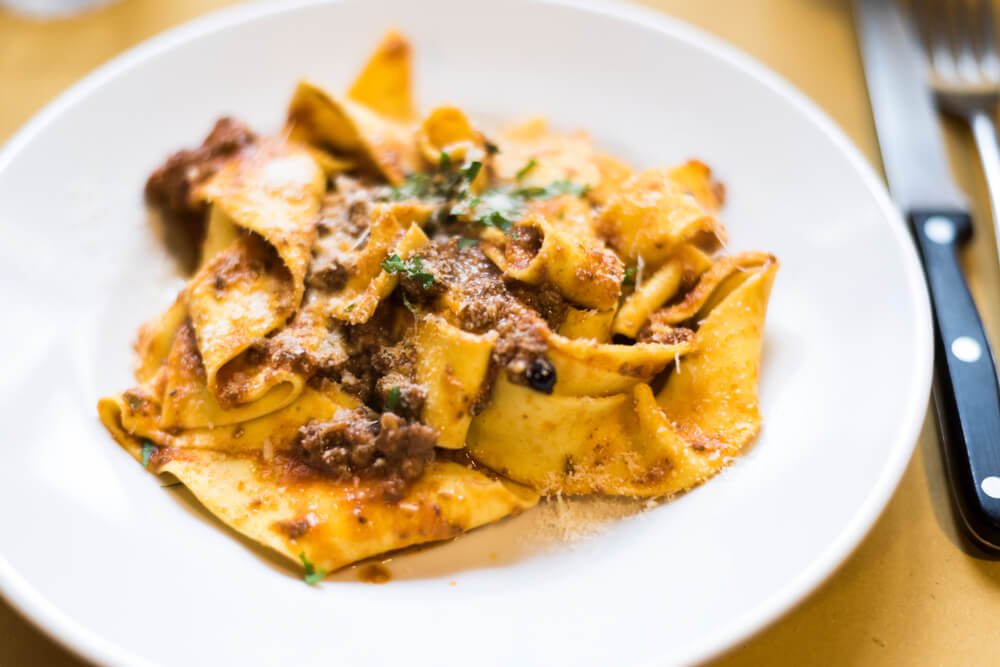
969;111;1000;265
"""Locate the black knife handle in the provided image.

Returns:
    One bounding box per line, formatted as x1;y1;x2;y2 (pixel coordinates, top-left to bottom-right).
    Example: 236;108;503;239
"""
910;210;1000;551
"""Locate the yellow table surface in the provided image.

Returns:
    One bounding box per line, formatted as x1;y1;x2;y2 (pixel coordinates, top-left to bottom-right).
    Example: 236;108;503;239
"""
1;0;998;664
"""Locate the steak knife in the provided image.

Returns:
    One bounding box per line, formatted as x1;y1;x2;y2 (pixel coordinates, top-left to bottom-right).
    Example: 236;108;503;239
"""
855;0;1000;551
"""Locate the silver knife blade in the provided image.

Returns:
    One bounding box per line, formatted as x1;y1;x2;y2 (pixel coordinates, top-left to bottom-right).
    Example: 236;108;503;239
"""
855;0;966;212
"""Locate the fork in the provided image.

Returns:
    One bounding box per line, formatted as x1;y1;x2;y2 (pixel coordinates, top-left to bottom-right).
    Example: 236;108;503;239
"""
913;0;1000;266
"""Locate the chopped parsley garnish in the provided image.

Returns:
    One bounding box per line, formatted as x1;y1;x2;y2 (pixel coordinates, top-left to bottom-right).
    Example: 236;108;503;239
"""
438;150;453;171
458;238;478;249
514;179;589;200
382;152;587;237
344;302;356;312
622;266;637;286
386;386;402;411
386;153;483;203
480;210;514;231
299;552;326;586
381;254;435;289
516;158;538;181
461;160;483;182
485;140;500;155
450;177;588;233
140;439;156;469
388;172;434;201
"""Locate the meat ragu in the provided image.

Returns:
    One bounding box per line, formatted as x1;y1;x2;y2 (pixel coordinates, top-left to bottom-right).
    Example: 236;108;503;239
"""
145;117;257;249
100;30;778;581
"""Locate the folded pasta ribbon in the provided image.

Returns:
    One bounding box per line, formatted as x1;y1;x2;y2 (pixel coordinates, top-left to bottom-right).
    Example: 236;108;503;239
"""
483;216;624;311
99;390;538;575
595;166;727;266
286;80;420;185
468;258;776;496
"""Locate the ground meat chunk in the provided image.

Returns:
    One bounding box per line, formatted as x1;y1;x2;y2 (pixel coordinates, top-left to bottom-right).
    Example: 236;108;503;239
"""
309;187;371;291
391;237;561;394
334;306;397;403
144;117;257;242
401;238;510;331
375;372;426;420
505;224;542;270
295;409;437;501
637;320;696;346
305;255;351;291
509;281;569;330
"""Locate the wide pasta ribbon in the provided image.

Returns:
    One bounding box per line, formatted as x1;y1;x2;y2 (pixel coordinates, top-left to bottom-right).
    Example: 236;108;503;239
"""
286;80;419;185
100;388;538;574
325;203;432;324
467;259;777;496
595;165;727;266
483;216;624;311
184;140;324;409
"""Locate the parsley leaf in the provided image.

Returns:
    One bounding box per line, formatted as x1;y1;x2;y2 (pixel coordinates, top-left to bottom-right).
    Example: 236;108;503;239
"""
381;254;435;289
344;302;356;312
439;150;453;171
299;552;326;586
543;179;589;197
516;158;538;181
461;160;483;182
458;238;478;249
622;266;637;286
140;439;156;469
452;178;590;233
480;210;514;231
515;179;588;200
386;386;402;411
381;254;406;273
484;141;500;155
389;172;434;201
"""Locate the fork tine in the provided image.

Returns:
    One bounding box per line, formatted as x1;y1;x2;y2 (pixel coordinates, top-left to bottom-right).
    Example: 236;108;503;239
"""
974;0;1000;80
914;0;959;80
952;0;983;81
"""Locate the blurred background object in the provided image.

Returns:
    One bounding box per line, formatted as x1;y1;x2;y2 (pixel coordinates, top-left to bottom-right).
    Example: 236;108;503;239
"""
1;0;117;18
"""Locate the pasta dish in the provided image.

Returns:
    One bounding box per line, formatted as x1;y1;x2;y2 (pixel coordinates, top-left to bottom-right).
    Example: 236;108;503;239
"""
98;32;778;582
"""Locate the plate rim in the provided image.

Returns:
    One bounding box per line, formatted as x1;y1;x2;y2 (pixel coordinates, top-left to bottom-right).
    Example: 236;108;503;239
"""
0;1;934;665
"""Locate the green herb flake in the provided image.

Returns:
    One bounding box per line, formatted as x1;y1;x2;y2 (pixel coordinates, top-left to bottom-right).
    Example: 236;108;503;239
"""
140;439;156;469
386;386;402;411
515;179;588;200
622;266;637;286
458;238;478;249
389;172;434;201
439;150;453;171
461;160;483;182
485;141;500;155
449;194;479;218
545;179;589;197
299;552;327;586
344;302;356;312
516;158;538;181
381;253;406;274
381;254;435;289
480;210;513;231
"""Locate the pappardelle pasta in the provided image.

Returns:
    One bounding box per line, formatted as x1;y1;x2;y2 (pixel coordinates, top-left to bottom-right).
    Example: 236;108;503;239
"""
98;31;778;582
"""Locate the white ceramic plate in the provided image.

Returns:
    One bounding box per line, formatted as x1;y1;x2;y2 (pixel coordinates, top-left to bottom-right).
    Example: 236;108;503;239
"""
0;1;932;665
